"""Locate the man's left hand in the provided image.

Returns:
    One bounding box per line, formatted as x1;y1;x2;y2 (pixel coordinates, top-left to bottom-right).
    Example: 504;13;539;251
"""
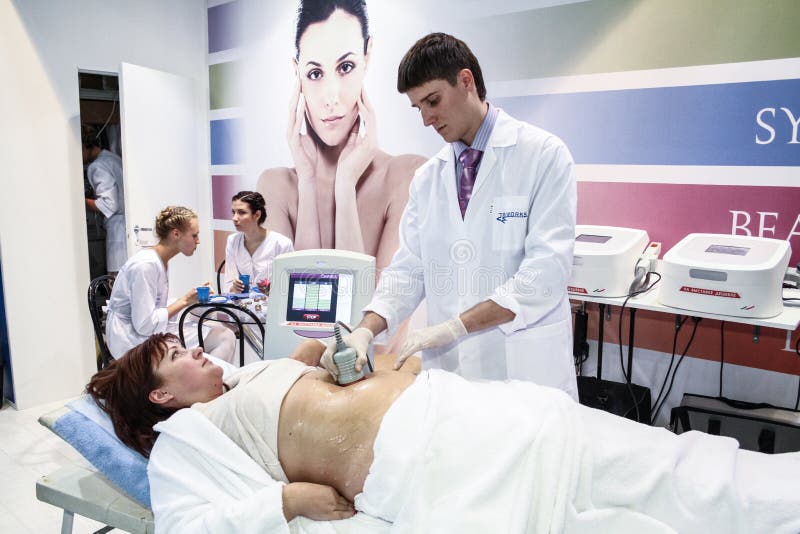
394;317;468;370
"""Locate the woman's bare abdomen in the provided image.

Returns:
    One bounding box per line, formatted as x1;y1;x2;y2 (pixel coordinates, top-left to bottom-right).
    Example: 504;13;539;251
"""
278;370;416;500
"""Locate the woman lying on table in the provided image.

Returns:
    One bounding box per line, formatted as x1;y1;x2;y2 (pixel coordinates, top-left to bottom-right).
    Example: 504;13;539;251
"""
87;333;800;534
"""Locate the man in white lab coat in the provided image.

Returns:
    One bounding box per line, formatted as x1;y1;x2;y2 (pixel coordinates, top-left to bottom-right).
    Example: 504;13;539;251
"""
82;125;127;273
323;33;577;398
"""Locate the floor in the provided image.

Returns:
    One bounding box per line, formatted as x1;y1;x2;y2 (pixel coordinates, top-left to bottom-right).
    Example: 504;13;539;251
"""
0;398;109;533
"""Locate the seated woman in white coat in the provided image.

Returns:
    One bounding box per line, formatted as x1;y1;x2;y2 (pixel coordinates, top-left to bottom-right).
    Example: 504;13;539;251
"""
87;334;800;534
225;191;293;294
105;206;236;363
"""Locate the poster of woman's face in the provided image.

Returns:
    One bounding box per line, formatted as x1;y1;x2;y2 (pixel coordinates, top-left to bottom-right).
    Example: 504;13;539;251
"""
240;0;450;180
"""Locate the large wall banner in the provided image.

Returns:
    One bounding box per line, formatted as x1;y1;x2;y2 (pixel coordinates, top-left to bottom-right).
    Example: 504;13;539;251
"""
205;0;799;386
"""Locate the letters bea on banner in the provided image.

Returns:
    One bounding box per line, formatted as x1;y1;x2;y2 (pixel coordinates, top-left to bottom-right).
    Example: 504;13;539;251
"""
730;210;800;241
755;107;800;145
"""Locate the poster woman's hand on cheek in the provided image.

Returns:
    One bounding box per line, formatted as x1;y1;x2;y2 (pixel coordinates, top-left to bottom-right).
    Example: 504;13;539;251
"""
332;88;377;253
286;78;322;249
287;79;320;183
335;89;378;193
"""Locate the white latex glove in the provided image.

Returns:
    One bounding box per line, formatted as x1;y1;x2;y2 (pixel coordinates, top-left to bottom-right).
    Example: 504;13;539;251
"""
394;317;468;370
320;327;374;379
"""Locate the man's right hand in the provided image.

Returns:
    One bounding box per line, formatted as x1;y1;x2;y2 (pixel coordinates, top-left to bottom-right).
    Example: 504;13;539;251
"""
282;482;355;522
320;327;374;379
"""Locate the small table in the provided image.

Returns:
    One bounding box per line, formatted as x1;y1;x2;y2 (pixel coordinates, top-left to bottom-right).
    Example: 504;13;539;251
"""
179;302;266;365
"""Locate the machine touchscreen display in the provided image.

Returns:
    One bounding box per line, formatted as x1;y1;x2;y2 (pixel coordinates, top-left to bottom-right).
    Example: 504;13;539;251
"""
576;234;612;244
286;272;353;324
705;245;750;256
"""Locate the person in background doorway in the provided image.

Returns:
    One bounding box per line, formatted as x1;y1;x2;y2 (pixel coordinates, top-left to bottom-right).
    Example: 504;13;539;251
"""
105;206;236;364
82;124;127;273
225;191;293;294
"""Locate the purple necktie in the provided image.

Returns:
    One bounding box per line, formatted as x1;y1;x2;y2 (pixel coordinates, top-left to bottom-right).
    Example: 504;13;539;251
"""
458;148;482;218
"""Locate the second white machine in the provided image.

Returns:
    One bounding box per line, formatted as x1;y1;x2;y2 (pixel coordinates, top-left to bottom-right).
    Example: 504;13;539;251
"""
659;233;791;318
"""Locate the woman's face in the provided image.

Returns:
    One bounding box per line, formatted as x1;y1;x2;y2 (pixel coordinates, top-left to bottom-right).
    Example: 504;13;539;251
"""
296;9;368;147
175;218;200;256
231;199;260;232
150;342;224;408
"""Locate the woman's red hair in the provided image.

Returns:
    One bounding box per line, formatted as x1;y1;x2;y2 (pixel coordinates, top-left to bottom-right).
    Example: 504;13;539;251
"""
86;333;179;457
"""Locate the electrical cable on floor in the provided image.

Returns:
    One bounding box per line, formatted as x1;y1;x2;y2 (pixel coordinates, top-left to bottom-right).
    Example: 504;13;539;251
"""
651;317;702;422
719;321;725;398
618;272;661;423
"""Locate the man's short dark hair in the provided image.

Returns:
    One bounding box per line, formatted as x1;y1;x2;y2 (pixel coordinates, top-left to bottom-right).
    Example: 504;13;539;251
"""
397;32;486;100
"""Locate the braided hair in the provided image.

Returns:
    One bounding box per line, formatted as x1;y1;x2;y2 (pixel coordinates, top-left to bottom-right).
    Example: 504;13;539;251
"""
154;206;198;240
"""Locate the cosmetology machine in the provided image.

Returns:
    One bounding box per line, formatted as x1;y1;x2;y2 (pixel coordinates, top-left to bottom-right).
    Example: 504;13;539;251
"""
263;249;375;359
659;234;791;318
568;225;658;297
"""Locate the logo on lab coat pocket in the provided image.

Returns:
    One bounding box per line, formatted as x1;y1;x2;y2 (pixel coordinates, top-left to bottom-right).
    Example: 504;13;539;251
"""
495;210;528;224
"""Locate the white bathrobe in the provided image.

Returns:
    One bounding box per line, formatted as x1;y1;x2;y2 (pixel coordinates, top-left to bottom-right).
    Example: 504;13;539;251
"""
150;371;800;534
149;409;390;534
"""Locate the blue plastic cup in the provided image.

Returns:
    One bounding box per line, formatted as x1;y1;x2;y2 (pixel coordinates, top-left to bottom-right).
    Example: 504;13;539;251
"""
239;274;250;293
196;286;210;303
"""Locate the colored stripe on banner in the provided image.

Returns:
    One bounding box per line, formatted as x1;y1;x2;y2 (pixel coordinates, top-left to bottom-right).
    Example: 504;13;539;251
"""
211;174;252;219
214;230;233;271
208;0;244;53
496;78;800;166
576;182;800;265
210;119;243;165
209;62;242;109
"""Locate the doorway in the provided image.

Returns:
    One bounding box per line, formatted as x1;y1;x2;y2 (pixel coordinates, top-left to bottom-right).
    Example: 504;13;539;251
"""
79;71;125;280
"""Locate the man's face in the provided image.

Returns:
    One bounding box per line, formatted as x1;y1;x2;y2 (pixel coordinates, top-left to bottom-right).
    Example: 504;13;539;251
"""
406;76;472;144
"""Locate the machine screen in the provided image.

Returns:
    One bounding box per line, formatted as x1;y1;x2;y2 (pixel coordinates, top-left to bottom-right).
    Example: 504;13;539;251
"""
286;272;353;324
705;244;750;256
576;234;612;244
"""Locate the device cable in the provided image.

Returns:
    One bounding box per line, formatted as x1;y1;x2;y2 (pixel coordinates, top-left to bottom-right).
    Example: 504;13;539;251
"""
719;321;725;398
95;92;119;144
794;335;800;411
650;315;688;419
651;317;701;423
618;272;661;423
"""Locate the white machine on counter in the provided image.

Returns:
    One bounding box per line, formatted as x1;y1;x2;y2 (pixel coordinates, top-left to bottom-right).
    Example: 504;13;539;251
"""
659;233;791;318
263;249;375;359
568;225;655;297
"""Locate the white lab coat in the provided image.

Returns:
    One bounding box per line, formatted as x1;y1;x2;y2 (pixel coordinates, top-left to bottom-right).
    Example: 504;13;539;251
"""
224;231;293;292
366;109;577;398
105;249;170;359
87;149;127;271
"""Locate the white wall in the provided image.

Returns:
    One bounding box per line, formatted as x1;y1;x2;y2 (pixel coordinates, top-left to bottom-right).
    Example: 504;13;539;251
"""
0;0;210;409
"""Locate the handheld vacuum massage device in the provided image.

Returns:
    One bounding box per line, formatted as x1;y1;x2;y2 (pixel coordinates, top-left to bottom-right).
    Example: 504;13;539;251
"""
332;323;366;385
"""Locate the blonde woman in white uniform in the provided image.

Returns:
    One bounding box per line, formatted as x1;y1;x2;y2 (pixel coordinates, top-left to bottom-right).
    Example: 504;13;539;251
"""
224;191;293;294
105;206;236;363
